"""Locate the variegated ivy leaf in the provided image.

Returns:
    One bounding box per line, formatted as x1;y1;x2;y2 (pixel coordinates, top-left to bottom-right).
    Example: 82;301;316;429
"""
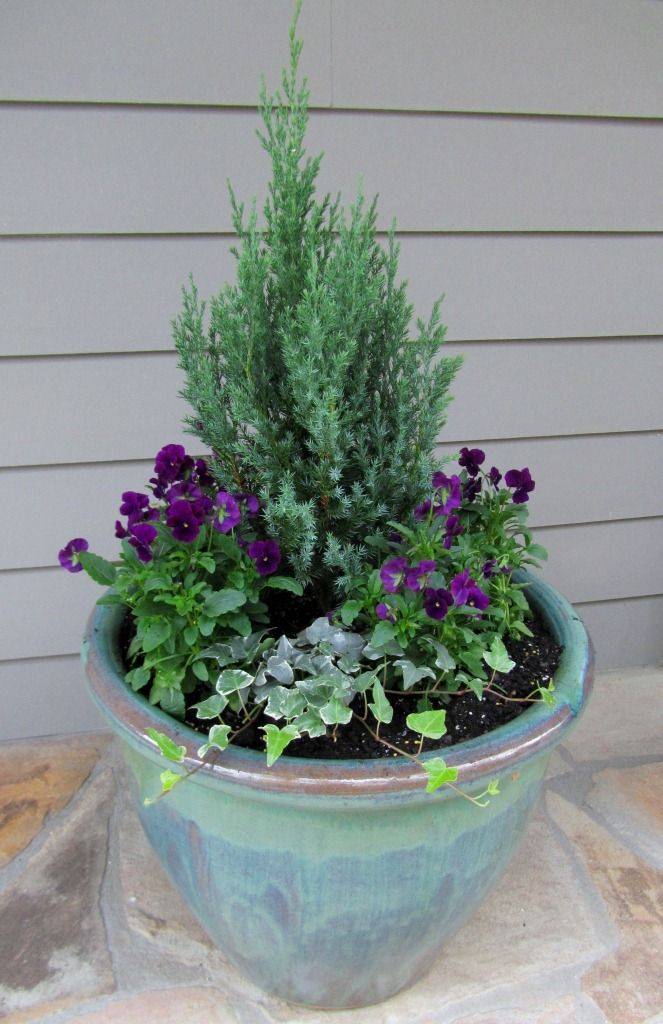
191;694;228;719
394;659;436;690
262;724;300;766
423;758;459;793
352;670;379;693
292;710;328;739
215;669;254;695
319;695;353;726
197;723;232;757
265;686;307;721
303;617;338;644
265;655;294;685
275;634;297;660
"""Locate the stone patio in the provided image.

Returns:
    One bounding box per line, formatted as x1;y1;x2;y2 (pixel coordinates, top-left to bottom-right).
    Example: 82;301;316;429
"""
1;667;662;1024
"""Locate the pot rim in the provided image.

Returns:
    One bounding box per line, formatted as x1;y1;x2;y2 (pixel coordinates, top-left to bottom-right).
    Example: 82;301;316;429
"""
83;572;594;797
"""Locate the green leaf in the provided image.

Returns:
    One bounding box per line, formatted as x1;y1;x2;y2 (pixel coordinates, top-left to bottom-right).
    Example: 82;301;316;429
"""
406;709;447;740
192;694;228;719
319;695;353;726
262;724;300;767
265;575;304;596
227;612;252;636
204;589;247;616
423;758;459;793
183;625;198;646
144;575;172;592
96;592;124;606
125;665;150;692
353;670;378;693
527;543;548;562
142;619;172;653
510;619;533;638
198;553;217;573
191;660;209;682
465;677;485;699
198;617;215;637
292;709;327;739
78;550;117;586
146;728;186;763
339;600;363;626
197;723;232;757
483;636;516;675
370;621;396;648
215;669;254;694
159;769;182;793
368;679;393;725
422;638;456;672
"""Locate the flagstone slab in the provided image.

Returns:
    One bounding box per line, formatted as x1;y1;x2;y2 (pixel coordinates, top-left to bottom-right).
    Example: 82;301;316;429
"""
57;986;242;1023
563;668;663;763
268;809;608;1024
0;732;112;867
0;769;116;1021
450;992;607;1024
587;762;663;871
547;790;663;1024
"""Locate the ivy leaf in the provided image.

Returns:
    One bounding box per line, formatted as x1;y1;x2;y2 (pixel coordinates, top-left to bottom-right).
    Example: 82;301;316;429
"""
292;709;327;738
465;677;485;698
265;576;304;596
368;679;393;725
370;621;396;648
394;659;436;690
192;694;228;719
339;600;363;626
204;589;247;617
160;769;183;793
423;758;459;793
483;637;516;675
319;695;353;726
215;669;254;694
406;709;447;740
146;728;186;763
78;550;117;586
422;638;456;672
197;723;232;757
262;724;300;766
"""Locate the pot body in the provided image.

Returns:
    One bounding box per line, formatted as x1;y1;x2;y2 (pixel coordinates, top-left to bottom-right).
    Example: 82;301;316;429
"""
83;574;593;1009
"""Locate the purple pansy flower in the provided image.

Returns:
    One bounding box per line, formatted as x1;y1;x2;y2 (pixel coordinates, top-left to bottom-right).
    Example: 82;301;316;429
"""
432;470;451;489
450;570;490;611
404;559;437;592
482;559;498;579
423;587;453;621
115;520;129;539
462;477;482;503
435;474;462;516
213;491;241;533
458;447;485;477
380;557;408;593
443;514;463;549
128;521;157;563
58;538;89;573
119;491;150;519
244;494;260;515
154;444;191;484
414;499;432;521
166;499;201;543
489;466;502;489
248;539;281;576
505;467;535;504
193;458;215;489
376;602;396;623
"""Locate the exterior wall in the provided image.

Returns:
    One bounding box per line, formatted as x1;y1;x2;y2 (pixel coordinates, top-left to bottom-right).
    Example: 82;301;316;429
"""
1;0;662;739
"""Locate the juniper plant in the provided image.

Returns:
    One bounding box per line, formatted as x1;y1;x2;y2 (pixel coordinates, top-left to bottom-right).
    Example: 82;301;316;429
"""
173;5;462;608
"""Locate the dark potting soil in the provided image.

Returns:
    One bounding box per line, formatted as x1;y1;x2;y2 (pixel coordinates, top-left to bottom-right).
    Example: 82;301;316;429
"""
120;591;562;760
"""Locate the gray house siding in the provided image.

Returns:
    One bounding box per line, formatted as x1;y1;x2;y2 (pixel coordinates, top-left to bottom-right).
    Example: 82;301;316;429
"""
1;0;662;739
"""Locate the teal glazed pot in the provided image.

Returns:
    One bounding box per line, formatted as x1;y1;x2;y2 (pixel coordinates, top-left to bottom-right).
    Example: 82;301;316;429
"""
83;574;593;1009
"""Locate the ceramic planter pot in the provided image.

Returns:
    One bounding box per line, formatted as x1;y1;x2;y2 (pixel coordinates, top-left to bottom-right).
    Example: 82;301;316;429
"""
83;573;593;1009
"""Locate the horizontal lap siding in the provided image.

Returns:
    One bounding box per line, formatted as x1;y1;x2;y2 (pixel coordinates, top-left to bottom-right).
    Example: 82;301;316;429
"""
2;0;662;739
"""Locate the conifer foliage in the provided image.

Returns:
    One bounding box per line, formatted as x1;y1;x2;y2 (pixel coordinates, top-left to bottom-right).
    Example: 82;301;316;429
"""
173;6;462;607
